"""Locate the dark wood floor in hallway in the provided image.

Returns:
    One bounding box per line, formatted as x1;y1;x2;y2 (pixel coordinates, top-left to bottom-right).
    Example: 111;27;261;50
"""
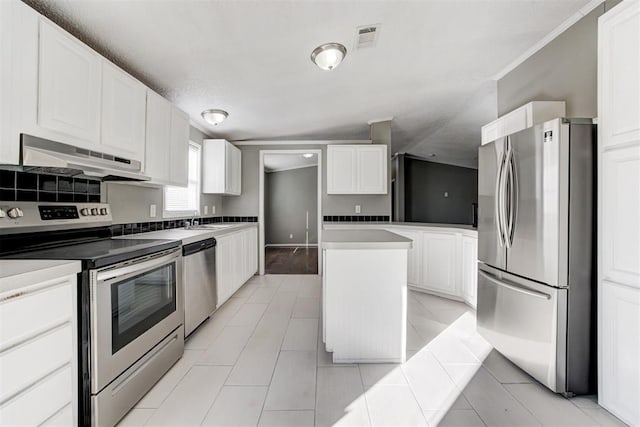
265;246;318;274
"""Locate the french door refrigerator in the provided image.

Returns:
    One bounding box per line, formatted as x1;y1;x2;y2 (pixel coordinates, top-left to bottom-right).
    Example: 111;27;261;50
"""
477;117;596;396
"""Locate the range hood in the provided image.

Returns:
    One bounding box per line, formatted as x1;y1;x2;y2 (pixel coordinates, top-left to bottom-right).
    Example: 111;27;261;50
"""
20;134;150;181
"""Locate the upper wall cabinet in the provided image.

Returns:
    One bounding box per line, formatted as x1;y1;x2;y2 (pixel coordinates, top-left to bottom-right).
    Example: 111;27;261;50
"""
145;91;189;187
481;101;566;145
38;19;102;147
327;144;387;194
202;139;242;195
0;0;39;165
100;61;147;163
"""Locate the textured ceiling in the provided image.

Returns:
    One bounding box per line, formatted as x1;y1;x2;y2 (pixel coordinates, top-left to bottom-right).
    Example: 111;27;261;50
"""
26;0;590;168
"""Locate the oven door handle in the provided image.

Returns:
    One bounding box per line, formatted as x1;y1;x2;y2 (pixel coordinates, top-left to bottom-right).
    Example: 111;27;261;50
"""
96;249;180;283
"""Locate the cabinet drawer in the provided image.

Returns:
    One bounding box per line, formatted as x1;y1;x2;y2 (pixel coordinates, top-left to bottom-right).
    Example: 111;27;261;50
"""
0;324;73;403
41;403;73;427
0;279;73;345
0;364;72;426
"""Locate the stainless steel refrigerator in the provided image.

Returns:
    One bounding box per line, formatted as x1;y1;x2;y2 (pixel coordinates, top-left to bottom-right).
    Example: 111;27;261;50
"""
477;117;596;396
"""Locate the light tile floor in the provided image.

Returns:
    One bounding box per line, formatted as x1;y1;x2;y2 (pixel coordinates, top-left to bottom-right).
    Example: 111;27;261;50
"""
118;274;628;427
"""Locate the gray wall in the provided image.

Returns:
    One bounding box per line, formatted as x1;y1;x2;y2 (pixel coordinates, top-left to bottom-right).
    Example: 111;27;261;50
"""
498;1;621;117
223;121;393;217
105;126;223;224
405;158;478;225
265;166;318;245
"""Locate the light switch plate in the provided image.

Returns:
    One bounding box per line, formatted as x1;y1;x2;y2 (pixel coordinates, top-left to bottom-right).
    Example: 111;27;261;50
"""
212;205;216;214
355;205;361;213
150;204;157;217
204;205;208;215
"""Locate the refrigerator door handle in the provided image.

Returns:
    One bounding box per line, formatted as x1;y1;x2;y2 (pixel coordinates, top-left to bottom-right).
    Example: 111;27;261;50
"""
495;149;507;247
499;143;511;247
506;139;517;247
479;270;551;300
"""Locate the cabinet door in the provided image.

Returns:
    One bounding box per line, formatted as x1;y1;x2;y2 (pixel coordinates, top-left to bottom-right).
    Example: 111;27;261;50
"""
101;61;146;162
202;139;226;194
501;105;528;136
421;232;456;295
356;145;387;194
215;235;233;307
600;281;640;424
387;228;422;285
327;146;357;194
38;19;101;146
226;144;242;195
481;120;501;145
144;91;171;182
232;147;242;195
461;235;478;308
0;0;39;165
169;107;189;187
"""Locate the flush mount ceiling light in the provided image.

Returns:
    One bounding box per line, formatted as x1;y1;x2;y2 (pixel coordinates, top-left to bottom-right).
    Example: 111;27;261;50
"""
201;109;229;126
310;43;347;71
302;153;314;158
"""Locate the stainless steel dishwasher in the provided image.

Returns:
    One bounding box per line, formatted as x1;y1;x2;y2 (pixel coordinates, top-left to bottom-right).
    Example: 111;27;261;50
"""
183;237;217;337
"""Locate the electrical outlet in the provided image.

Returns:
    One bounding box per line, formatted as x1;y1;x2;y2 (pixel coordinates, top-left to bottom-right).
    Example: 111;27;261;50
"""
289;234;293;239
149;204;157;217
444;192;449;198
212;205;216;214
204;205;208;215
355;205;361;213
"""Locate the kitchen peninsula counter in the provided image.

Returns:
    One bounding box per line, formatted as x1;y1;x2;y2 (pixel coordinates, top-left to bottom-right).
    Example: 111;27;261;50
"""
321;228;411;364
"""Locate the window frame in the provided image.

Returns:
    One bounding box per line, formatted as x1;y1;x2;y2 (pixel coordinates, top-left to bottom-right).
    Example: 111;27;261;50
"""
162;141;201;219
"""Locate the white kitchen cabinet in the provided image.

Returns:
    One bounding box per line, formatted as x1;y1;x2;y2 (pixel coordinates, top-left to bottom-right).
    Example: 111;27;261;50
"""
327;145;357;193
0;265;79;426
38;19;101;147
202;139;242;195
144;91;189;186
421;232;457;296
215;226;258;308
461;234;478;308
169;107;190;187
144;91;171;182
0;0;39;165
327;145;387;194
386;228;422;285
481;101;566;145
100;61;147;163
598;2;640;425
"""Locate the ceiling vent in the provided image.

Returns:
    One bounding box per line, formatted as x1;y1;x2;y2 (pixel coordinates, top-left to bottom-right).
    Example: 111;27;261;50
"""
354;24;381;49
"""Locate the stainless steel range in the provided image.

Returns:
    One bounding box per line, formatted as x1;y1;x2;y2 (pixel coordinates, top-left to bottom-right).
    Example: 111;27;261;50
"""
0;202;184;426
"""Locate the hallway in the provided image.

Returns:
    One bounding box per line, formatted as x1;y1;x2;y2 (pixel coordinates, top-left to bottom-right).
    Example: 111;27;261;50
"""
265;247;318;274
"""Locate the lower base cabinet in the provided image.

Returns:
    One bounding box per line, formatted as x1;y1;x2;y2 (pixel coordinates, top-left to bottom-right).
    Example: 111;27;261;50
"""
216;226;258;307
0;270;78;426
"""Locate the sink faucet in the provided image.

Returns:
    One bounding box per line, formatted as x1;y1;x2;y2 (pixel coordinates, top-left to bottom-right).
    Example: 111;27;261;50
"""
184;213;199;229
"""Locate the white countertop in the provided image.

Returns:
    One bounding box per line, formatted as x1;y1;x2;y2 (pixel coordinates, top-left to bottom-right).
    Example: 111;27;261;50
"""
0;259;81;293
323;222;477;236
321;229;413;250
114;223;257;245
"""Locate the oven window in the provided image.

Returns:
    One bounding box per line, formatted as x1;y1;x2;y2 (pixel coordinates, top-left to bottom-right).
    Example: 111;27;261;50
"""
111;263;177;353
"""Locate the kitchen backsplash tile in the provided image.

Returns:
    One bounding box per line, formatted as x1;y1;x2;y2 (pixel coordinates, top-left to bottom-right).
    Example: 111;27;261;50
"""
323;215;390;222
110;216;258;236
0;170;102;203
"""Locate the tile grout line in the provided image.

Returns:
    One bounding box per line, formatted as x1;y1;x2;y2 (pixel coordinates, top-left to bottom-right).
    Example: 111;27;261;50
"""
355;362;374;426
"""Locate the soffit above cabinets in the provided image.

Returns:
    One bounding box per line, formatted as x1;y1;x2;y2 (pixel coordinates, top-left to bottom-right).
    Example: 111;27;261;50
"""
25;0;591;168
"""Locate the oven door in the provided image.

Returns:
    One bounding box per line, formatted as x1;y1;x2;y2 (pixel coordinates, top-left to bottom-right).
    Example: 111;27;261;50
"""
90;249;183;393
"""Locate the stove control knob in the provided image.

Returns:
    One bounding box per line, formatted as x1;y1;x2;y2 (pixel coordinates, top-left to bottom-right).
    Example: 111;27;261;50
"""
91;208;99;216
0;208;5;218
80;208;90;216
7;207;23;219
100;208;108;216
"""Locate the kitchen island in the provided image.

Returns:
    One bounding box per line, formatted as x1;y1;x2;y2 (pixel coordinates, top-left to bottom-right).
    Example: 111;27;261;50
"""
321;229;412;363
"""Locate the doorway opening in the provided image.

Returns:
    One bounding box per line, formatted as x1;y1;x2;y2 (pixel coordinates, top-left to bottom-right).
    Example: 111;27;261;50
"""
259;150;322;275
